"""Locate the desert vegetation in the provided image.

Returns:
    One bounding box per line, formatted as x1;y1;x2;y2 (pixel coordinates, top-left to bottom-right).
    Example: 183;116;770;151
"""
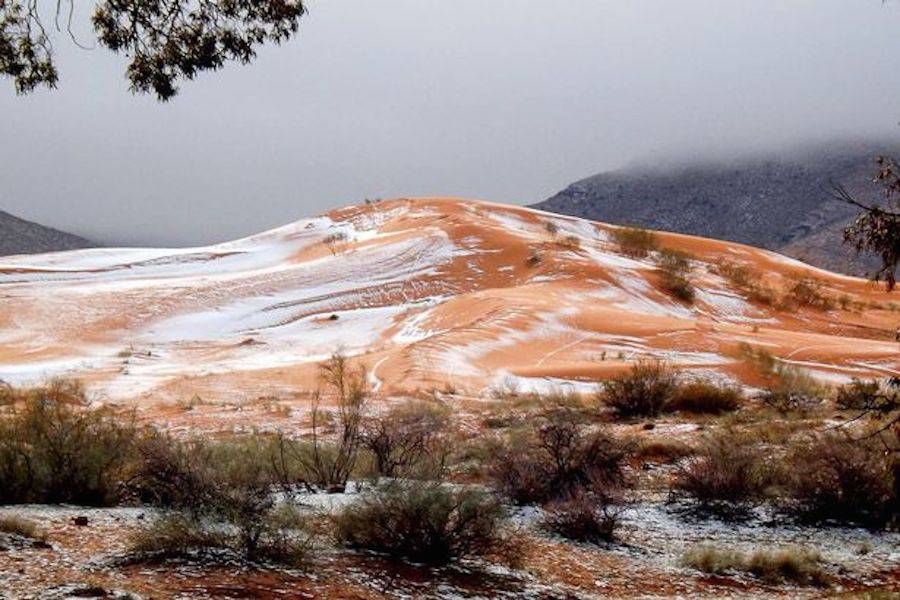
0;362;897;597
609;226;659;258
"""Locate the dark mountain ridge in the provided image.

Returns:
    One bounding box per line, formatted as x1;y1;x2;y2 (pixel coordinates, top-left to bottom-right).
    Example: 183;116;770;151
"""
0;209;94;256
533;140;900;275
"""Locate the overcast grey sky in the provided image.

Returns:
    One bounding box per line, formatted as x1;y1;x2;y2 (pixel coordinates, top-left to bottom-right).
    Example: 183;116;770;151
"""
2;0;899;246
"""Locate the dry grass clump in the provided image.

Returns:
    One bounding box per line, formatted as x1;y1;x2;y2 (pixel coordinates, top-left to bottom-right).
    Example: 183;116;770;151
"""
332;480;513;565
781;432;896;528
0;515;45;541
668;382;743;415
682;544;829;586
835;378;898;413
610;226;659;258
600;359;680;418
634;438;694;463
672;432;768;518
654;248;696;304
489;410;629;505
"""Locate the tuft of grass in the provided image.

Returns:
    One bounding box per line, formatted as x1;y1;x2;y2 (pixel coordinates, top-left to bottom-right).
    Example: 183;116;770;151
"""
682;545;829;587
609;226;659;258
0;515;44;541
714;261;776;305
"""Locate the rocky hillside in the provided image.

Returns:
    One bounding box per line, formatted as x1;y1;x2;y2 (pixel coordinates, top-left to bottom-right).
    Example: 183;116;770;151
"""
0;209;93;256
533;141;900;275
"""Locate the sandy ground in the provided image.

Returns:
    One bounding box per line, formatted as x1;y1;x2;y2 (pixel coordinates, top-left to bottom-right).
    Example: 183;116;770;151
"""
0;198;897;408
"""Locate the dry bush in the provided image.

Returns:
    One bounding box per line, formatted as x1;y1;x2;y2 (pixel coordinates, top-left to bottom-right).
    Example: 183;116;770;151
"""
600;359;679;418
0;382;138;505
332;480;512;565
273;353;369;492
782;277;835;311
557;235;582;251
526;248;542;267
714;261;775;305
654;248;696;303
128;435;312;565
668;382;743;415
361;401;451;478
682;544;829;587
128;513;231;561
672;432;768;518
0;515;44;541
540;490;624;544
835;378;898;414
489;410;629;505
610;226;659;258
782;433;896;528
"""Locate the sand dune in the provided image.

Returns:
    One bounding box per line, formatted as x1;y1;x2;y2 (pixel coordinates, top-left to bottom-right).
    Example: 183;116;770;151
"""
0;197;896;402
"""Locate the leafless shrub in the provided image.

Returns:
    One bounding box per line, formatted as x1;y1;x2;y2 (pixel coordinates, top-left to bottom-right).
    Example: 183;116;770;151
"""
275;353;369;492
600;359;679;418
541;489;624;544
361;401;451;478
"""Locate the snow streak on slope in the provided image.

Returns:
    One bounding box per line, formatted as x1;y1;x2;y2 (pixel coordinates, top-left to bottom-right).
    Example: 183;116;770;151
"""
0;198;897;402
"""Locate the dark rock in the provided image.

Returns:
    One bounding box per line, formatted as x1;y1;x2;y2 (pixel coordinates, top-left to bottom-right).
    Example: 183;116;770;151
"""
0;210;94;256
72;516;89;527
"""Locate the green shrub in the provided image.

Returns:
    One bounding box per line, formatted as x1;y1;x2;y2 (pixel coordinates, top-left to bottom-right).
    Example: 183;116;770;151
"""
333;481;511;565
610;226;659;258
601;360;679;418
128;434;312;565
0;382;138;505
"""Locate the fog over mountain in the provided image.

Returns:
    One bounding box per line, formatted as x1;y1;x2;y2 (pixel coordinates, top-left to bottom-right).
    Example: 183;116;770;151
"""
1;0;899;246
534;139;899;276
